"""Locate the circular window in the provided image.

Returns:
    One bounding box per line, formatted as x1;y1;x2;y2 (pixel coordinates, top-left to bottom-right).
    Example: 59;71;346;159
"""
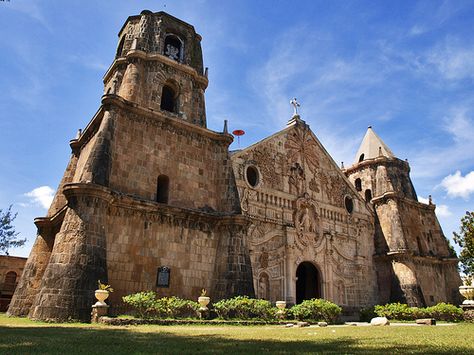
344;196;354;213
246;166;259;187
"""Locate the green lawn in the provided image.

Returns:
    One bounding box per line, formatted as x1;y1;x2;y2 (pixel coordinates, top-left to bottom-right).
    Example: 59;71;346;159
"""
0;313;473;354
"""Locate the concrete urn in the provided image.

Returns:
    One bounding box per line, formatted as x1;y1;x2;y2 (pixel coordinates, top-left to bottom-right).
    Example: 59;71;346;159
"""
459;286;474;305
95;290;110;306
198;296;210;311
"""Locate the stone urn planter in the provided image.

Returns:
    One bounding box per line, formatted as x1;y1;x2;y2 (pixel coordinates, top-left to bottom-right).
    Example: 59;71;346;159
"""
459;285;474;305
198;296;210;311
94;289;110;306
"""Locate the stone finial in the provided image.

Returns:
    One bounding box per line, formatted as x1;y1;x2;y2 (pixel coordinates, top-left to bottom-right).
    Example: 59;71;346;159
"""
204;67;209;78
223;119;228;134
76;129;82;139
429;195;432;205
341;161;345;169
378;146;383;156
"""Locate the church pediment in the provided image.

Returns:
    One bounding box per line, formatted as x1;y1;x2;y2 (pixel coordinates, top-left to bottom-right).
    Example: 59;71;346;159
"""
231;120;370;216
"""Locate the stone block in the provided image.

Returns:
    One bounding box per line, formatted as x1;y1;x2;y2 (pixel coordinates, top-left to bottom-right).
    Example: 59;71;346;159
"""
370;317;390;326
91;304;109;323
415;318;436;325
317;321;328;327
296;321;310;327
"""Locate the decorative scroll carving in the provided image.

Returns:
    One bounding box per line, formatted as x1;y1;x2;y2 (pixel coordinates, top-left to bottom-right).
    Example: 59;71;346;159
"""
251;145;283;190
314;168;351;206
240;187;256;212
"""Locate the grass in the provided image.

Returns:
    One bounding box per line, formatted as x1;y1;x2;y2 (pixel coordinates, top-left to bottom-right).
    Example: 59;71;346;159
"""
1;313;473;354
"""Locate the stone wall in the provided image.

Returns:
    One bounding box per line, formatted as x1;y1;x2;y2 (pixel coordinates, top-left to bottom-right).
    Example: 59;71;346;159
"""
105;102;238;213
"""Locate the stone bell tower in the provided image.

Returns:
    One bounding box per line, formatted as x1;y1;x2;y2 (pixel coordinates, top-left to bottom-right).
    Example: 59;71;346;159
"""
8;11;254;322
107;10;208;126
345;127;461;307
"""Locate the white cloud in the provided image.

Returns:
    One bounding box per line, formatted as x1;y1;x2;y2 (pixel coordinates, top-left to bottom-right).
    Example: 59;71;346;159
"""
440;170;474;199
444;107;474;143
436;204;452;217
409;25;426;36
427;43;474;81
24;186;55;209
410;105;474;179
418;196;429;204
418;197;451;217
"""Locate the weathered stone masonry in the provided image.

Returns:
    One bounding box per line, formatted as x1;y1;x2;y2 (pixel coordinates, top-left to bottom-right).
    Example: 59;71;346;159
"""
9;11;461;321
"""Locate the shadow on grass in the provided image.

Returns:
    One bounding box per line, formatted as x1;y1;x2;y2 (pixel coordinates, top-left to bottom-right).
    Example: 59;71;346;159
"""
0;325;469;354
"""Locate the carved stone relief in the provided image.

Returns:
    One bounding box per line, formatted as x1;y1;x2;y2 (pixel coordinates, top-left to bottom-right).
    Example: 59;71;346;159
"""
285;127;320;174
292;193;320;251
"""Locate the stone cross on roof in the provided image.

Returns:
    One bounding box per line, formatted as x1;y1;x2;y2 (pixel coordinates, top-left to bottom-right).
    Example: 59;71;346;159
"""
290;98;300;116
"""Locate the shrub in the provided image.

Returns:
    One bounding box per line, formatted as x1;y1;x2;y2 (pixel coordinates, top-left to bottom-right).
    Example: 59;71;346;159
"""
290;299;342;323
154;296;199;318
212;296;276;320
374;302;463;322
359;306;376;322
374;303;415;320
424;303;463;322
122;291;158;319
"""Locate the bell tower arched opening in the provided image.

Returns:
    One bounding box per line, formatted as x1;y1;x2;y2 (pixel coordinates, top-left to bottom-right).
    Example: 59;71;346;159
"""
164;34;183;62
160;84;178;113
296;262;322;303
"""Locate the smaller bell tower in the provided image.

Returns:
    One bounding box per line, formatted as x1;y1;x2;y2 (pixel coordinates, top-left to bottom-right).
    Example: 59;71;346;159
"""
104;10;208;127
345;126;461;307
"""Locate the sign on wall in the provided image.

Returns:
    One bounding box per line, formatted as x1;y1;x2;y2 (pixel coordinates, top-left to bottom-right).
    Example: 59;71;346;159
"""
156;266;171;288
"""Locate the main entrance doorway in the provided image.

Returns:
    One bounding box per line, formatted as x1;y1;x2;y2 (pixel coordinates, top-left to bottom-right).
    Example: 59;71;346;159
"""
296;262;321;303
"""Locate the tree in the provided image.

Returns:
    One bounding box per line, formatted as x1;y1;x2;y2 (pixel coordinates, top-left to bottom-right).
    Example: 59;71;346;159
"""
453;211;474;284
0;205;26;256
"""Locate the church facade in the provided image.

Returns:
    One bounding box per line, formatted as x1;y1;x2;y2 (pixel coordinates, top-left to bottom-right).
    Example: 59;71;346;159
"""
8;11;461;321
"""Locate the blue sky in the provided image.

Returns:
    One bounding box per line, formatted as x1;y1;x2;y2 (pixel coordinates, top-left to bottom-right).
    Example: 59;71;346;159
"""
1;0;473;257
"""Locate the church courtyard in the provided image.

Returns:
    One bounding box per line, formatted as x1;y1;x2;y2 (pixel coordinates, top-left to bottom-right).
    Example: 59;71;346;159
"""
0;314;473;354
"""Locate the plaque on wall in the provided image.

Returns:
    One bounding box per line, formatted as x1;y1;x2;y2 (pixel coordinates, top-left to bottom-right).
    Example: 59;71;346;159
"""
156;266;170;288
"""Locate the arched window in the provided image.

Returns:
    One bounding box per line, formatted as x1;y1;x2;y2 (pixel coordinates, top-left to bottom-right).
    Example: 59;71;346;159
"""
157;175;169;204
4;271;17;291
365;189;372;202
358;153;365;162
116;36;125;58
344;196;354;213
355;178;362;191
164;34;183;62
160;85;177;113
